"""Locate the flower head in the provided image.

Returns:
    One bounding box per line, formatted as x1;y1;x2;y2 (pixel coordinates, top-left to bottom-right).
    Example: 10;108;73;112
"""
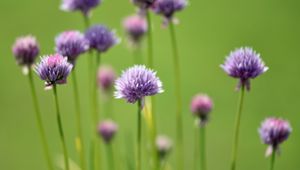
85;25;119;53
98;120;118;144
115;65;163;104
12;35;39;67
259;117;292;156
190;94;213;127
98;65;116;92
61;0;100;16
55;30;89;64
156;135;172;160
123;15;147;45
35;54;73;89
221;47;268;91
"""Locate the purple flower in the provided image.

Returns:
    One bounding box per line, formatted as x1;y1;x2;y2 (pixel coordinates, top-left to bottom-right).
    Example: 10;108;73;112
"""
12;35;39;68
190;94;213;127
114;65;163;104
259;117;292;156
221;47;268;91
98;120;118;144
123;15;147;45
97;65;116;92
35;54;73;89
61;0;100;16
132;0;156;9
152;0;187;24
85;25;119;53
55;30;89;64
156;135;172;159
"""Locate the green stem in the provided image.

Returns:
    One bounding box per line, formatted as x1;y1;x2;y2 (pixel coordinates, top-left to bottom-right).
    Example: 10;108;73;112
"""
71;70;86;170
169;20;183;170
146;10;153;68
194;126;199;170
270;151;276;170
133;45;142;64
107;144;115;170
53;85;69;170
83;14;90;30
137;100;142;170
28;69;54;170
230;86;245;170
200;127;206;170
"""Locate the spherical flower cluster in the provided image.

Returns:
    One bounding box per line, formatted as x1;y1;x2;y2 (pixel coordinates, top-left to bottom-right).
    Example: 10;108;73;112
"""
190;94;213;127
12;35;39;67
259;117;292;156
97;65;116;92
98;120;118;144
221;47;268;91
85;25;119;53
114;65;163;104
61;0;100;16
35;54;73;88
55;30;89;64
156;135;172;159
123;15;148;45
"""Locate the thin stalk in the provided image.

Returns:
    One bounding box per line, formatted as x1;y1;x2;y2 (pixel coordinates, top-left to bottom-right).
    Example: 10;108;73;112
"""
169;21;183;170
137;100;142;170
53;85;69;170
106;144;115;170
194;126;199;170
146;10;153;68
269;151;276;170
133;45;142;64
230;86;245;170
71;70;86;170
200;127;206;170
28;69;54;170
83;15;90;30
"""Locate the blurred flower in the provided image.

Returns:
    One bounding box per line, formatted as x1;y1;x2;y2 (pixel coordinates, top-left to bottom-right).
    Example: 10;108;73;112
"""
35;54;73;89
123;15;147;45
190;94;213;127
98;120;118;144
60;0;100;16
152;0;187;25
221;47;268;91
156;135;172;160
132;0;156;9
12;35;39;74
55;30;89;64
259;117;292;156
114;65;163;104
97;65;116;92
85;25;119;53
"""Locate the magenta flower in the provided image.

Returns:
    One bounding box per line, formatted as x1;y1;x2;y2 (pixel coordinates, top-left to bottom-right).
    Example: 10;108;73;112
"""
98;120;118;144
190;94;213;127
123;15;148;45
97;65;116;92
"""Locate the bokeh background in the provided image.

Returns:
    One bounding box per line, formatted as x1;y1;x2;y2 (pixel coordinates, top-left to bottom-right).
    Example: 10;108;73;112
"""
1;0;300;169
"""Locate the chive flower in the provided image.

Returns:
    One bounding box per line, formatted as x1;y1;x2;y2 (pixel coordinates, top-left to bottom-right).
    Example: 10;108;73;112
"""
35;54;73;89
97;65;116;92
114;65;163;104
61;0;100;16
156;135;172;160
190;94;213;127
132;0;156;9
85;25;119;53
221;47;268;91
98;120;118;144
123;15;148;45
55;30;89;64
259;117;292;156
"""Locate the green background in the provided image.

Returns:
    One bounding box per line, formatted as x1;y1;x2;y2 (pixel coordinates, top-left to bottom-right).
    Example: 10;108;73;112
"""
0;0;299;169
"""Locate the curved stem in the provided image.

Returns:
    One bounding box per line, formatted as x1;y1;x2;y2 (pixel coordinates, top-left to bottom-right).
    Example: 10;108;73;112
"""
53;85;69;170
28;69;54;170
200;127;206;170
71;70;86;170
270;151;276;170
137;100;142;170
230;86;245;170
169;20;183;170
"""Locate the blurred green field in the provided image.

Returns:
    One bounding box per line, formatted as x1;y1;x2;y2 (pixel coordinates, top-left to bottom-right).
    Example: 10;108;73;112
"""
1;0;300;169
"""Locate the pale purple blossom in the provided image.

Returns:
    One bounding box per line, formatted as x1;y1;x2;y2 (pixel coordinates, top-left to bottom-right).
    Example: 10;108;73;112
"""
98;120;118;144
123;15;147;45
61;0;100;16
156;135;172;159
190;94;213;127
97;65;116;92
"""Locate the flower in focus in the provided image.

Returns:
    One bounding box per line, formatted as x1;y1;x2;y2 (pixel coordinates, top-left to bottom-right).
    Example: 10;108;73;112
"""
12;35;39;73
85;25;119;53
156;135;172;160
55;30;89;64
98;120;118;144
114;65;163;104
61;0;100;16
190;94;213;127
35;54;73;89
97;65;116;92
259;117;292;156
221;47;268;91
123;15;147;45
